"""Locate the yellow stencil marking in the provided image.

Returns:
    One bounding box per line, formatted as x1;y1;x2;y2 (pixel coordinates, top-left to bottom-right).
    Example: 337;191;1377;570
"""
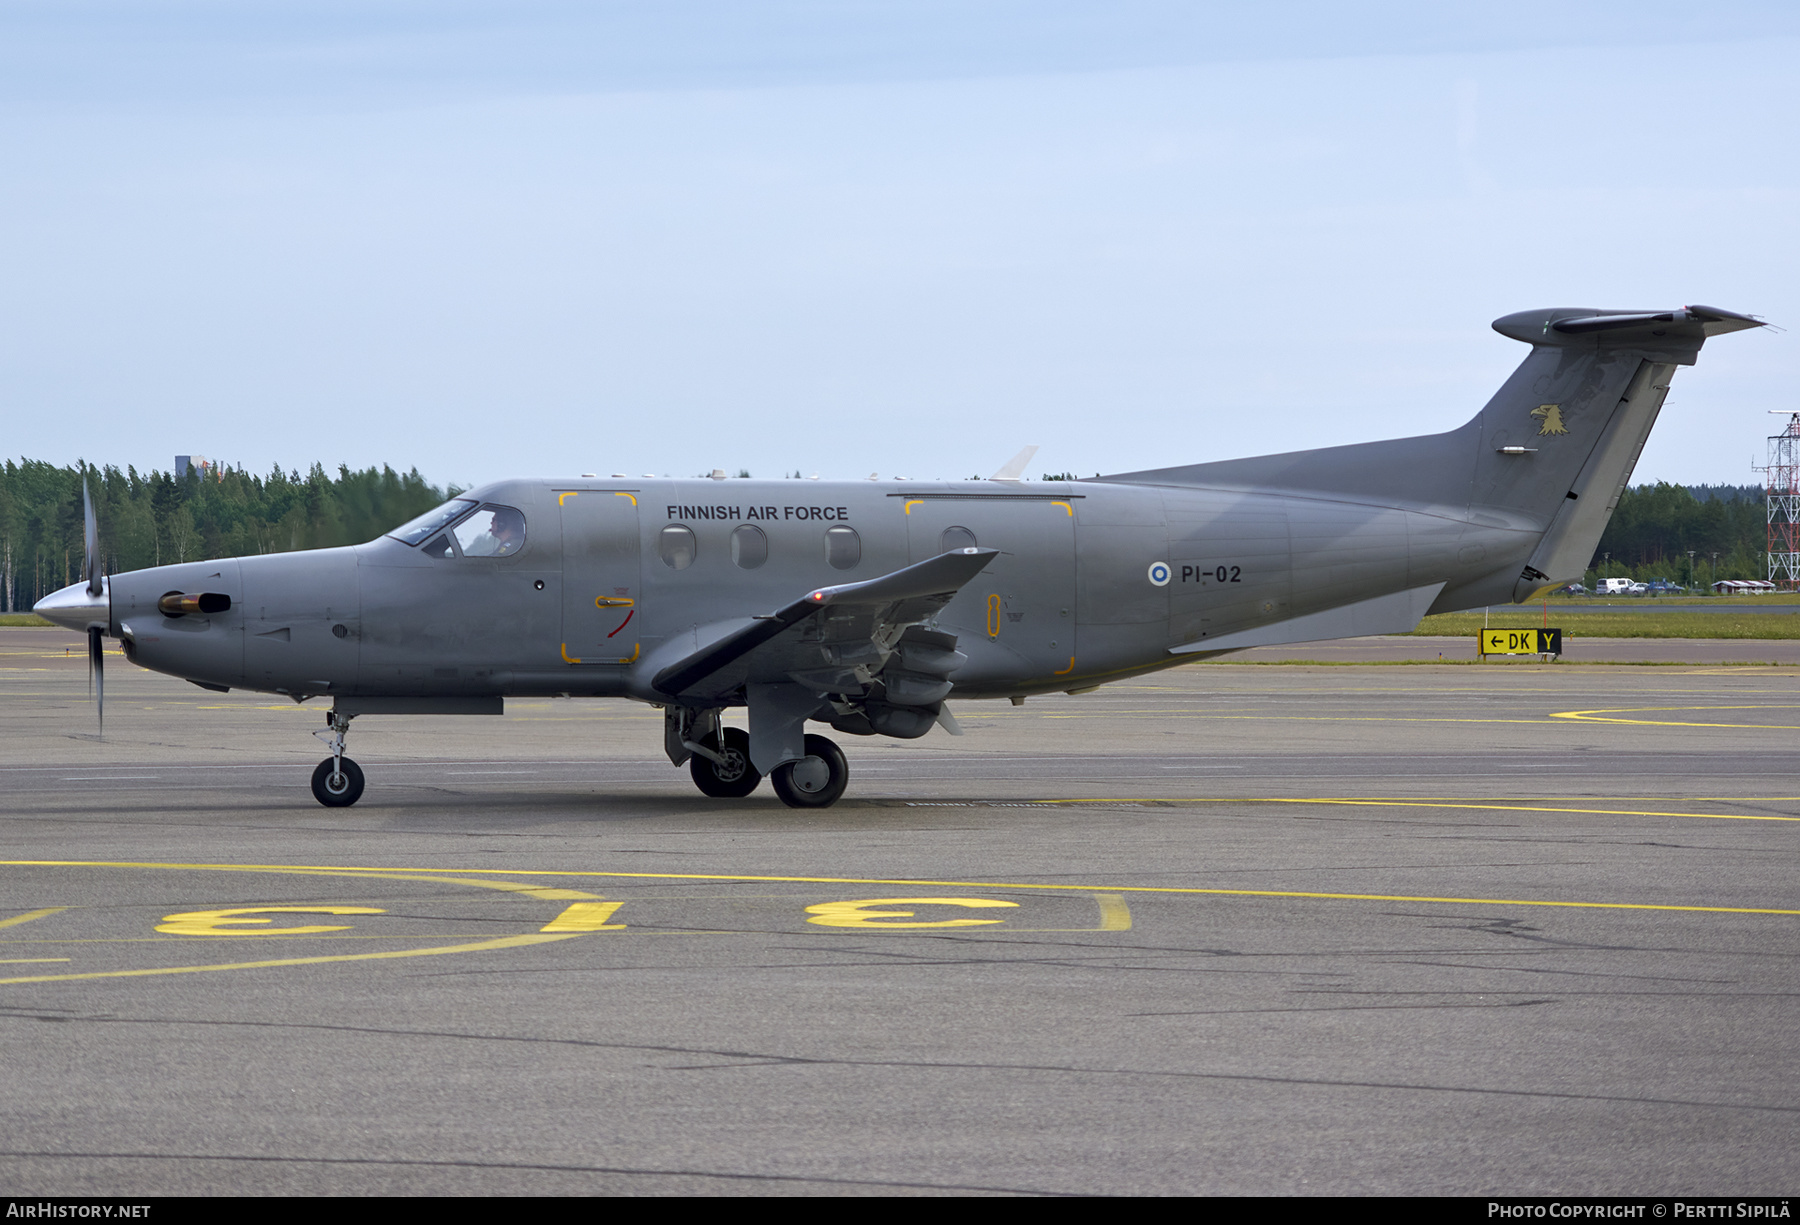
1053;656;1076;676
985;593;1001;638
540;902;625;932
156;906;387;937
557;491;580;505
904;500;923;514
0;907;67;930
1052;501;1072;516
614;492;637;505
619;642;640;664
561;643;581;664
805;897;1019;928
594;597;634;607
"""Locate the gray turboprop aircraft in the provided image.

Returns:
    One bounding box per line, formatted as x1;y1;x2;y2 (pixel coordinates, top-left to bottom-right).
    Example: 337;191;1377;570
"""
38;305;1764;808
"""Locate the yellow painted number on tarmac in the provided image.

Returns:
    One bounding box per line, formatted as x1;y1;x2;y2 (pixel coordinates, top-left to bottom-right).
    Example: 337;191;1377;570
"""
805;897;1019;928
155;906;387;936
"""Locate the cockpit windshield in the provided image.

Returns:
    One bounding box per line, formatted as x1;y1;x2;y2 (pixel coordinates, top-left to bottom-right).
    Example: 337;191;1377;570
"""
387;498;477;546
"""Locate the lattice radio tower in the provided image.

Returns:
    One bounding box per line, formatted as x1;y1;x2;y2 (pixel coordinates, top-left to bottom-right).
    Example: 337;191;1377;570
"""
1757;410;1800;588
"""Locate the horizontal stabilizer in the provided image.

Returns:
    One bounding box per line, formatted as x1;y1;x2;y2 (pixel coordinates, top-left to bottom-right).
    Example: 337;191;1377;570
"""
652;548;997;697
1550;305;1763;337
1493;305;1765;354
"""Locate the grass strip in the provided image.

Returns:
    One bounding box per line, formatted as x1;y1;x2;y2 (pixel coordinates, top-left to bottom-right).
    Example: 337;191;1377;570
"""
1410;612;1800;639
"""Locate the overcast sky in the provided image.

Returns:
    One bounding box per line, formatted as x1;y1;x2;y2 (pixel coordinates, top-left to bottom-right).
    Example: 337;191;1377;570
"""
2;2;1796;488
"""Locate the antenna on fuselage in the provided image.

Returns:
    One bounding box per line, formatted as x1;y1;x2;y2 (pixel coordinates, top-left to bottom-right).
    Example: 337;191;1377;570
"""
989;445;1039;482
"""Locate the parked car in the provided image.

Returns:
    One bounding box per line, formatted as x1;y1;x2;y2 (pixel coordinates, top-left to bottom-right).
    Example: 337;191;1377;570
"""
1557;582;1589;595
1644;580;1686;595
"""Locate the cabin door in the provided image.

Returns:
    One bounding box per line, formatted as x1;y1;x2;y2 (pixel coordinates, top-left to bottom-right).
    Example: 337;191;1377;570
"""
903;495;1077;680
558;490;643;666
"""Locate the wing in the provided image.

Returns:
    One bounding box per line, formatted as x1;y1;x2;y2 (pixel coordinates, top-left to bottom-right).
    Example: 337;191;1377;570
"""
650;547;997;703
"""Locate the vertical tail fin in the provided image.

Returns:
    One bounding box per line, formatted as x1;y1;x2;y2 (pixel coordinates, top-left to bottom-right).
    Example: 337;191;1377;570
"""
1480;306;1763;599
1103;305;1763;604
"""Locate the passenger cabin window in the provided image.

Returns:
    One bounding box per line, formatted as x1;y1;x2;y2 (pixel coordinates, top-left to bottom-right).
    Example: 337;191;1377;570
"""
940;526;977;552
453;505;527;557
825;525;861;570
659;525;697;570
731;524;768;569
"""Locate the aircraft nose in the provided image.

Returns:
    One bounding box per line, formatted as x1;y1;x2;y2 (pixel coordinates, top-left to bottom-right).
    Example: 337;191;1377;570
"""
34;578;110;633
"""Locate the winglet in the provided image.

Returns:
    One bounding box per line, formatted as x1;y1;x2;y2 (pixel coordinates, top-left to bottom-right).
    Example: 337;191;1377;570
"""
990;445;1039;482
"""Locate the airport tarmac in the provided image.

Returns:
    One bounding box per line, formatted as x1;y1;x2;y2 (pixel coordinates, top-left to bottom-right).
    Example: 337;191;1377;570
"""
1;626;1797;1196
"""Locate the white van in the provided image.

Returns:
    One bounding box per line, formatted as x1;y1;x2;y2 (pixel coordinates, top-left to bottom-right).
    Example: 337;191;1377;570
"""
1597;577;1636;595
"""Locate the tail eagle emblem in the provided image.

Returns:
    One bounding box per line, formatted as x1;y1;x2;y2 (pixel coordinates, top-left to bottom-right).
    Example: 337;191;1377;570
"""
1530;403;1568;436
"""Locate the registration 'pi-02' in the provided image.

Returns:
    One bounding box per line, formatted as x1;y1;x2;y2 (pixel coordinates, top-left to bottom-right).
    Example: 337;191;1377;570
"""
1174;563;1243;585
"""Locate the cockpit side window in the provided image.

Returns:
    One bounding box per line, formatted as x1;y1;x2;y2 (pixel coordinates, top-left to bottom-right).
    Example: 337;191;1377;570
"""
453;505;528;558
420;533;455;559
388;498;478;546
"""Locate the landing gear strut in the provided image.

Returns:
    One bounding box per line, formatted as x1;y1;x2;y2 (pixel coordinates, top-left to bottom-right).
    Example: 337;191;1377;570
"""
310;711;364;807
689;726;761;798
771;734;848;809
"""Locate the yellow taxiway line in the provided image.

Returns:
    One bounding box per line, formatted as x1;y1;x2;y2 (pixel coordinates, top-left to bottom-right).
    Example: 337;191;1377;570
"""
3;859;1794;919
1025;796;1800;822
0;932;579;986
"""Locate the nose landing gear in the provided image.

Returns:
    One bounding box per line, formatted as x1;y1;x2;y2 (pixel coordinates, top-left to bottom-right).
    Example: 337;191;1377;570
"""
310;711;364;807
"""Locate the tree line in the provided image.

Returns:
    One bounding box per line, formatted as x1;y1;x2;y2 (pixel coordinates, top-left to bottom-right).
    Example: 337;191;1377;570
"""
1587;482;1768;587
1;459;455;613
0;460;1780;613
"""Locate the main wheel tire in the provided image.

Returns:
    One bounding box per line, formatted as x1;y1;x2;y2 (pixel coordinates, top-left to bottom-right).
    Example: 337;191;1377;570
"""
689;727;761;798
311;756;365;807
771;734;848;808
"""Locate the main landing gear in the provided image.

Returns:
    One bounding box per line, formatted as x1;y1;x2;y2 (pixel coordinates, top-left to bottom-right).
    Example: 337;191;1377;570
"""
310;711;364;807
689;727;760;798
672;708;849;808
770;734;848;808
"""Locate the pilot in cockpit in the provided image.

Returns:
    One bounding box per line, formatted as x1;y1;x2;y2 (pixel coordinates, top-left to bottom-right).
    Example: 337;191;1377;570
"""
459;506;526;557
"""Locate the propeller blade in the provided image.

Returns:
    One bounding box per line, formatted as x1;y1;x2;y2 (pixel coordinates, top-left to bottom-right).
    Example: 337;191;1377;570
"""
83;480;101;598
88;624;104;737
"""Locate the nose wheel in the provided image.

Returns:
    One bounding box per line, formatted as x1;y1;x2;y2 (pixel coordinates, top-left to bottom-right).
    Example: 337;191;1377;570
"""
311;757;366;807
309;710;364;807
771;734;848;808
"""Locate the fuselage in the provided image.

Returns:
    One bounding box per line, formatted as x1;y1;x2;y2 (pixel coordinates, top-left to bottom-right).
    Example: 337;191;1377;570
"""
34;305;1761;809
89;473;1537;705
